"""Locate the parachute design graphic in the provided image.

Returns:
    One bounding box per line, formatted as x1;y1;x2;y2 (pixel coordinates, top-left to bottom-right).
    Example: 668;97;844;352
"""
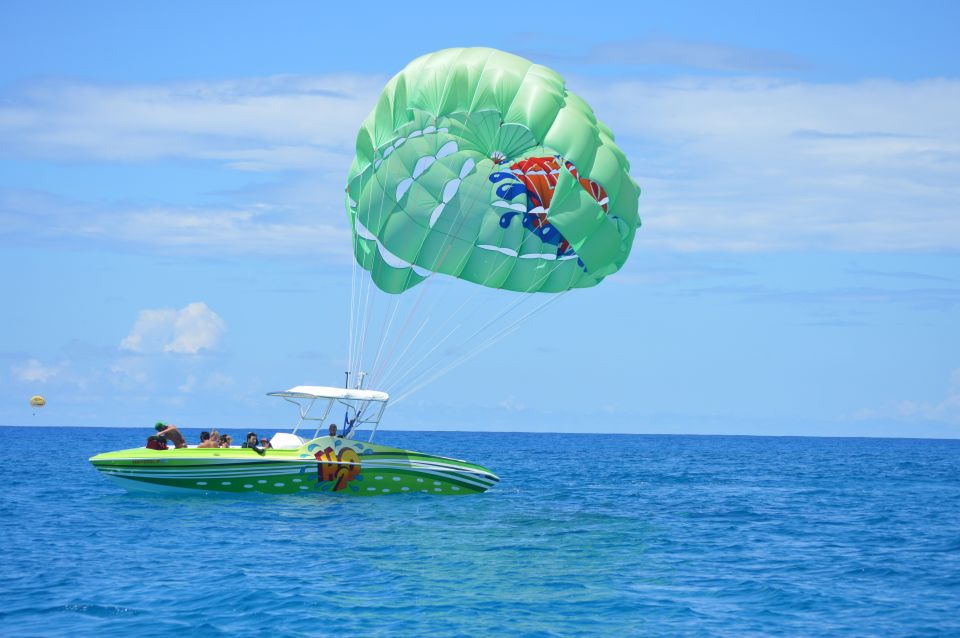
490;155;609;269
346;47;641;294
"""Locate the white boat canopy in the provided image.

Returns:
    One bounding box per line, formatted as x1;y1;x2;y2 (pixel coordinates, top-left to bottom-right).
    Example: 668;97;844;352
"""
268;385;389;402
267;385;390;441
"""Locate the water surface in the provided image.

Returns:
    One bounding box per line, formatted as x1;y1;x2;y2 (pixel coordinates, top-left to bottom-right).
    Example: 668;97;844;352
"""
2;427;959;636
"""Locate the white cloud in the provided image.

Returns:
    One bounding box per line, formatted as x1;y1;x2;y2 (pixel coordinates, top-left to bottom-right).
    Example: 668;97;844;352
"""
575;76;960;252
499;396;526;412
12;358;61;383
178;371;234;394
206;372;235;389
178;374;197;393
120;302;225;354
109;356;150;385
11;358;95;391
586;38;807;73
0;75;382;168
855;368;960;425
90;206;351;257
2;73;959;254
0;191;352;258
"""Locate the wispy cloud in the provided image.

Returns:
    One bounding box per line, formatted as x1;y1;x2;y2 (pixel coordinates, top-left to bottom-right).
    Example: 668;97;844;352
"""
11;358;62;383
0;75;373;257
855;368;960;425
846;267;956;283
578;76;960;253
499;396;526;412
0;75;381;167
667;283;960;312
10;357;96;391
2;73;959;256
0;190;352;257
517;36;808;74
120;302;225;354
587;38;808;74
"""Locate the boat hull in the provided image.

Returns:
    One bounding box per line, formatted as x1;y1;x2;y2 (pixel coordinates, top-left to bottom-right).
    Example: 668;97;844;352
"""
89;436;499;495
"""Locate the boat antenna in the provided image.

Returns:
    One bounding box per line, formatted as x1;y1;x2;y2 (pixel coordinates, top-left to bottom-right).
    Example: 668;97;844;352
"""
357;371;367;389
344;371;350;389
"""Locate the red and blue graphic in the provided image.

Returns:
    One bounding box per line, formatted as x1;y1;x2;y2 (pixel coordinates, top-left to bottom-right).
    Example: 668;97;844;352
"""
490;156;610;268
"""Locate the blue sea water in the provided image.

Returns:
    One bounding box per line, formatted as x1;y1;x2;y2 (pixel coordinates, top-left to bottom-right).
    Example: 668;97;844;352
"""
1;427;959;637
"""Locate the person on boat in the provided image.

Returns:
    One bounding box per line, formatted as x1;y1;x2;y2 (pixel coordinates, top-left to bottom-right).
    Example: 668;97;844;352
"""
328;424;338;438
242;432;265;455
155;422;187;449
220;434;233;448
198;431;219;448
260;437;273;449
146;435;168;450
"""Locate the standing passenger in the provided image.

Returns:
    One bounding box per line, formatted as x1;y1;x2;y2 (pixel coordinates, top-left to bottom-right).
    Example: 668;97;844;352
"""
155;422;187;449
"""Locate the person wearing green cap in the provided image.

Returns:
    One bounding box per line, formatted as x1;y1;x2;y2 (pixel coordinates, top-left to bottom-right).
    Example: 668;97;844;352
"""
155;422;187;449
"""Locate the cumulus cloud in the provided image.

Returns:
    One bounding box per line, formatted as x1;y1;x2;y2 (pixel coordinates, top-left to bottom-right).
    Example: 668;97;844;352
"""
120;302;225;354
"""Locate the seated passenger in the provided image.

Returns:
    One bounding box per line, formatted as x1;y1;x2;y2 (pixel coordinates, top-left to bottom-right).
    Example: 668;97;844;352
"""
328;424;338;438
260;437;273;449
220;434;233;448
198;431;219;448
155;422;187;449
146;435;168;450
242;432;265;455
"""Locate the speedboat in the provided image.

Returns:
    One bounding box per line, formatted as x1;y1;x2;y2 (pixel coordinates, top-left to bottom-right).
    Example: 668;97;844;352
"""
89;385;499;495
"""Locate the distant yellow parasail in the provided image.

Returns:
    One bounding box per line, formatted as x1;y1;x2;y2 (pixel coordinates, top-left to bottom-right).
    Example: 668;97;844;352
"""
30;395;45;408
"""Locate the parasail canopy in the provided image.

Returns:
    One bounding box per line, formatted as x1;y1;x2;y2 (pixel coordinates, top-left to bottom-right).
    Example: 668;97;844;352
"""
30;395;45;408
346;47;641;295
342;48;642;405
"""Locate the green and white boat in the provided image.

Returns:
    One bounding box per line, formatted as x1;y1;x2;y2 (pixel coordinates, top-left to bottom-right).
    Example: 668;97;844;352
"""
89;385;499;495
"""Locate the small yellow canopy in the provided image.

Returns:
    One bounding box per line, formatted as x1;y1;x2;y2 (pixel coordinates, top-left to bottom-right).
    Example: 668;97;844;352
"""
30;395;46;408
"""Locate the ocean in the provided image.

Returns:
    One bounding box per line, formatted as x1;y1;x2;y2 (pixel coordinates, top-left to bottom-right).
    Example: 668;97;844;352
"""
1;426;959;637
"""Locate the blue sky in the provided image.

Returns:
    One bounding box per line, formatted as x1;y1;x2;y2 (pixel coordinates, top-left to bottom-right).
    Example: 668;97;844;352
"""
2;1;958;437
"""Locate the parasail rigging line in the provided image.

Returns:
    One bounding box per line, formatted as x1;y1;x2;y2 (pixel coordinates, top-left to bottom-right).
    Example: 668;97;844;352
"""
352;139;395;386
387;246;577;400
390;287;572;407
379;221;564;394
360;108;494;388
380;185;572;394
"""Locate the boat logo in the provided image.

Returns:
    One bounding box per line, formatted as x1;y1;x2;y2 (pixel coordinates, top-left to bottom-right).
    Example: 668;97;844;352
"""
314;446;361;491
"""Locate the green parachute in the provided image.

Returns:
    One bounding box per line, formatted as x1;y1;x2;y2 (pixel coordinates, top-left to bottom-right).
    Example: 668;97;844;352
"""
346;47;641;294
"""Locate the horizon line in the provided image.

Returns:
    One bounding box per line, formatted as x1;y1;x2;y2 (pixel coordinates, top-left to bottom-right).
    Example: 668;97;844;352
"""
1;423;957;442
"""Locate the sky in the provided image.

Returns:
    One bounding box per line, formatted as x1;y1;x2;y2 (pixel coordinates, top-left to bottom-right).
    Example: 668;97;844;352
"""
2;1;958;437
